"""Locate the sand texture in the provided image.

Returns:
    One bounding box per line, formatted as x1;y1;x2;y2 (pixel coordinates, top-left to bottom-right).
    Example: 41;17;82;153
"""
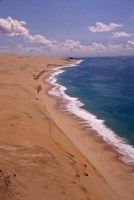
0;54;134;200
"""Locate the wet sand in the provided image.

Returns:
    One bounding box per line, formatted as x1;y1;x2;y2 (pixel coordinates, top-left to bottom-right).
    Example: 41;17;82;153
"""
0;54;134;200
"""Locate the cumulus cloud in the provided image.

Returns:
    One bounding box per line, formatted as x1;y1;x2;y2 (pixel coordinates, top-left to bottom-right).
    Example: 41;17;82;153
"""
127;40;134;46
49;39;83;56
50;40;126;57
27;34;51;44
26;34;58;47
0;17;57;47
15;44;45;54
113;32;132;38
62;39;81;50
0;17;134;56
107;43;123;50
89;22;122;33
0;17;29;36
90;42;106;51
2;40;133;57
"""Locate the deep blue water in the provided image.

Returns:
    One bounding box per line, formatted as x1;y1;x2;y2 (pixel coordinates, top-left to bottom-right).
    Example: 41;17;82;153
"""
57;57;134;146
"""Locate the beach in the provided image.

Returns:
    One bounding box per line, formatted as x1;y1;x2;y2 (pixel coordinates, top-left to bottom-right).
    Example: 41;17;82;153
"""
0;54;134;200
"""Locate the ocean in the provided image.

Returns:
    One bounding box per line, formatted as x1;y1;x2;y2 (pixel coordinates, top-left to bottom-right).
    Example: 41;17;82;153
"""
47;57;134;165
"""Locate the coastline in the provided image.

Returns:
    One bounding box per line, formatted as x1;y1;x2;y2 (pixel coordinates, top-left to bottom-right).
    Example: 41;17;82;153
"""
46;59;134;166
41;59;134;198
0;54;134;200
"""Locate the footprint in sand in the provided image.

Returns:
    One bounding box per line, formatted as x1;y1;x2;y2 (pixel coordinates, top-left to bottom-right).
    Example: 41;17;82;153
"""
37;85;42;94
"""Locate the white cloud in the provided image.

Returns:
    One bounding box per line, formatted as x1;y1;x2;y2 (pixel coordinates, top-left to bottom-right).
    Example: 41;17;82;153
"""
15;44;45;54
113;32;132;38
26;34;58;47
62;39;81;50
89;22;122;33
0;17;57;47
27;34;52;44
127;40;134;46
0;17;29;36
50;39;83;56
90;42;106;51
2;40;133;57
107;43;123;50
50;40;126;57
0;17;134;56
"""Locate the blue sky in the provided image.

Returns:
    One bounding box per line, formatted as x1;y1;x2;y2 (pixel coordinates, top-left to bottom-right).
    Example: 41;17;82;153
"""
0;0;134;57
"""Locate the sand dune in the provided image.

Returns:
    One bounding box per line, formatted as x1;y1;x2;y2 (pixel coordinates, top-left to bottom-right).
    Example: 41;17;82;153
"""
0;54;134;200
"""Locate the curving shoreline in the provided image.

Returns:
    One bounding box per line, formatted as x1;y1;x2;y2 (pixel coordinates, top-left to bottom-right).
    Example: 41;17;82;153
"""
0;54;134;200
46;59;134;166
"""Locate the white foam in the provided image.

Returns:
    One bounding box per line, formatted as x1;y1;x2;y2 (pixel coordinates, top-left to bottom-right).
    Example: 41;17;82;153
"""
46;60;134;165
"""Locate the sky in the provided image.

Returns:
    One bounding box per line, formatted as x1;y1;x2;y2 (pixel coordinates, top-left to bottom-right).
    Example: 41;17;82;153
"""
0;0;134;57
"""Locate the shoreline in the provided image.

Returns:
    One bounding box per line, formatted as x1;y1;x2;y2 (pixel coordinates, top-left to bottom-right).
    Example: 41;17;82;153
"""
43;62;134;170
0;54;134;200
40;58;134;198
45;59;134;166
